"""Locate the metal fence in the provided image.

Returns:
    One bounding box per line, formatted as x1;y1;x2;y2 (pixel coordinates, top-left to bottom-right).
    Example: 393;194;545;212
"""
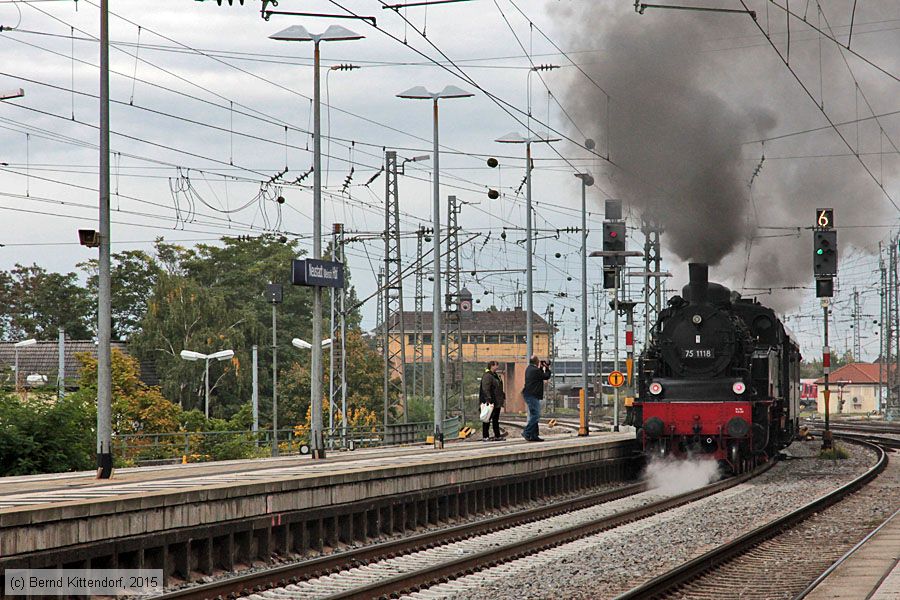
112;415;463;466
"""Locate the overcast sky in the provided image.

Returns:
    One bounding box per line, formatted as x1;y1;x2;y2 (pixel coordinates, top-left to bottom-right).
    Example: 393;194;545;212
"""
0;0;898;362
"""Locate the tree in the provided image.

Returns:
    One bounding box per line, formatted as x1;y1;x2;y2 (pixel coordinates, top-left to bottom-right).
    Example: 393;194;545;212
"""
80;250;163;340
71;348;182;435
278;329;390;427
800;350;854;379
130;272;249;413
1;264;92;340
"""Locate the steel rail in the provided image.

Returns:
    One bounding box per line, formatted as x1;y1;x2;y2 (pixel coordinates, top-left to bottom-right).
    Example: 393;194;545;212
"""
153;466;644;600
322;461;775;600
613;438;888;600
794;505;900;599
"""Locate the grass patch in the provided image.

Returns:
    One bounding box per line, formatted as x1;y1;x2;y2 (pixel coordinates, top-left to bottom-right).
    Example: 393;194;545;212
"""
820;444;849;460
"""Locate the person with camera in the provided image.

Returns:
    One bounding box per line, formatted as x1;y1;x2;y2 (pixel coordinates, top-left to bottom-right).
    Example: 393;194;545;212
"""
479;360;505;441
522;354;551;442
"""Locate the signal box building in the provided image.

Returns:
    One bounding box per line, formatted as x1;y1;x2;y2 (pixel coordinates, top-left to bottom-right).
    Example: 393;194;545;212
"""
814;363;891;415
387;303;551;413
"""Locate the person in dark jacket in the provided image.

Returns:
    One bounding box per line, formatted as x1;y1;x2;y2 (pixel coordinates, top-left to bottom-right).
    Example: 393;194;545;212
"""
522;354;551;441
479;360;505;440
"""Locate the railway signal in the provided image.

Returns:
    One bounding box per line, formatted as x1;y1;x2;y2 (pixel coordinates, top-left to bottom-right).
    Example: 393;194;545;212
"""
814;208;835;449
813;207;837;298
813;230;837;277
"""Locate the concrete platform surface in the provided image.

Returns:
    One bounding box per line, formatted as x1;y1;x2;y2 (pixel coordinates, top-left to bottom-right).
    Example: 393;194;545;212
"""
0;433;628;508
0;432;636;561
805;507;900;600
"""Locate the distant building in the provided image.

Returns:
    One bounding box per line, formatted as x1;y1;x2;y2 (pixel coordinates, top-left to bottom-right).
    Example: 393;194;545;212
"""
0;340;158;391
387;305;551;412
814;363;891;415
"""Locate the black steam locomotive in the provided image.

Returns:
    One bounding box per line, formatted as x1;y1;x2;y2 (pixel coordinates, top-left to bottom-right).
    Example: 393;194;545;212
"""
635;263;801;472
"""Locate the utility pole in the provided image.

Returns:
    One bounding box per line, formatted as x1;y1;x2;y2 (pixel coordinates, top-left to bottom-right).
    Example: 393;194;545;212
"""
879;243;885;414
853;288;861;360
621;300;637;425
339;226;348;441
412;226;427;398
888;234;900;421
57;327;65;400
376;270;386;427
546;304;556;412
330;223;345;442
267;283;283;456
383;151;408;423
641;219;663;348
601;199;626;432
444;195;463;419
822;299;832;448
96;0;113;479
252;344;258;433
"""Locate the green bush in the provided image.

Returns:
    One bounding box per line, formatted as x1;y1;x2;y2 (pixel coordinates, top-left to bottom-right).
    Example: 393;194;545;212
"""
0;392;95;475
820;444;849;460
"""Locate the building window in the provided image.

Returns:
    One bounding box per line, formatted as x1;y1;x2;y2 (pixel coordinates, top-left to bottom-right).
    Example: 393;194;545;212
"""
423;334;431;344
500;334;515;344
516;334;526;343
407;334;416;344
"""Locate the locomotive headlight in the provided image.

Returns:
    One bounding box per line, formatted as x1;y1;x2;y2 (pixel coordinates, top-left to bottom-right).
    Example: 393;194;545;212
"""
732;381;746;395
649;381;663;395
692;314;702;324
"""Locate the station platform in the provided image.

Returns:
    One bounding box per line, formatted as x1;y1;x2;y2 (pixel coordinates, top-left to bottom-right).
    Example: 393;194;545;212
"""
0;431;637;582
804;507;900;600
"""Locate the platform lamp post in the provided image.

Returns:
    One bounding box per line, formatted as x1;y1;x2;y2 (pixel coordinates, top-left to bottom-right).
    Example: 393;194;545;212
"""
180;349;235;419
495;132;560;359
13;338;36;391
397;85;473;449
574;173;594;437
271;24;363;460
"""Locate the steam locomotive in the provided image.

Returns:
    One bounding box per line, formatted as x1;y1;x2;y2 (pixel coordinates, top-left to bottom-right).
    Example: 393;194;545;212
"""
635;263;801;472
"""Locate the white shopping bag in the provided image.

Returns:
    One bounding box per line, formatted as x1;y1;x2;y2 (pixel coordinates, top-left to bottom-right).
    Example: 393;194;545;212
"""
479;403;494;423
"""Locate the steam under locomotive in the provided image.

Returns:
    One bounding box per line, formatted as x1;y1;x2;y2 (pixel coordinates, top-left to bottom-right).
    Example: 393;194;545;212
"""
635;263;801;472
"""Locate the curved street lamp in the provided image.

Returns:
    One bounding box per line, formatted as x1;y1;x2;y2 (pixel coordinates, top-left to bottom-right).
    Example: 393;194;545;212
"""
180;349;235;419
397;84;473;448
271;23;364;459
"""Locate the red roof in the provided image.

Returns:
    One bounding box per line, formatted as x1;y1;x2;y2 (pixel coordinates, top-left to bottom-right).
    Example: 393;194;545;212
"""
815;363;892;385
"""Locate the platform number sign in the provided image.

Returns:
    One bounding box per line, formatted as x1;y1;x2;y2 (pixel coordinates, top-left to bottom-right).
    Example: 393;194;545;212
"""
816;208;834;229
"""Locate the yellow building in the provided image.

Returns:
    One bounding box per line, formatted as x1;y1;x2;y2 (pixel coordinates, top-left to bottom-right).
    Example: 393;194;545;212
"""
815;363;890;415
388;307;551;413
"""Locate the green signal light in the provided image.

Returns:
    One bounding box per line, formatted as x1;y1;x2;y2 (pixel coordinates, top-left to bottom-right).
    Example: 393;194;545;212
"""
816;249;824;255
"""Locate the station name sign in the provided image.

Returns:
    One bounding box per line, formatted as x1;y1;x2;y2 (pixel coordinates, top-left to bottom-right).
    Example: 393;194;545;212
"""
291;259;345;288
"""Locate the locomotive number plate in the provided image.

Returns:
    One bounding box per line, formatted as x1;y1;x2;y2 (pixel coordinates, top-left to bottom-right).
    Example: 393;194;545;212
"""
682;347;714;358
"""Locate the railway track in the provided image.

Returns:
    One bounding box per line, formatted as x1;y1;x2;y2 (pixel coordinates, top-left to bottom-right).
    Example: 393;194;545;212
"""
157;460;770;600
153;481;646;600
613;437;889;599
194;463;770;600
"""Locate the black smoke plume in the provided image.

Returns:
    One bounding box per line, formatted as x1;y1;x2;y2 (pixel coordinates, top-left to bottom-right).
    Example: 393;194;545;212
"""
555;2;898;309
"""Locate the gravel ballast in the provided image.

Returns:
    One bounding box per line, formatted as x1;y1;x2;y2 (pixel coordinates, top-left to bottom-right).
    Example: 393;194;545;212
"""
407;441;886;600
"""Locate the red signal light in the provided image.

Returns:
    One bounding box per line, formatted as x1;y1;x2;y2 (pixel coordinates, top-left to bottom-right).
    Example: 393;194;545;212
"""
609;231;618;238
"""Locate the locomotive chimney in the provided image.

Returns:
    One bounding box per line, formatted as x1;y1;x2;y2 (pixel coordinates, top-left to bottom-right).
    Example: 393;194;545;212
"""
685;262;709;303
